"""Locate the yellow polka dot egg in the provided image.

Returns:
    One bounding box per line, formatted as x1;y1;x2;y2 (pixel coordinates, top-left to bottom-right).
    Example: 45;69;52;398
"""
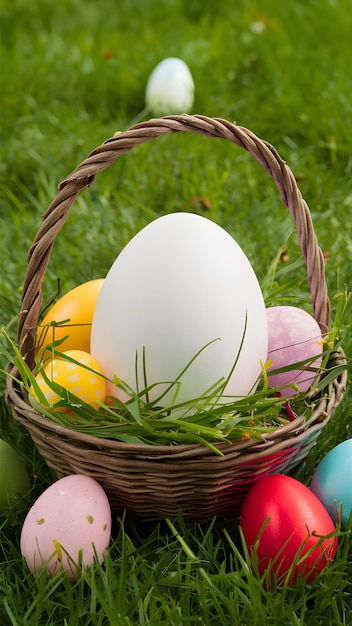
31;350;106;412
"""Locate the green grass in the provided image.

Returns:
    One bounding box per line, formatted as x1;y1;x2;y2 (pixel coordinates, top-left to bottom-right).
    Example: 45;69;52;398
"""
0;0;351;624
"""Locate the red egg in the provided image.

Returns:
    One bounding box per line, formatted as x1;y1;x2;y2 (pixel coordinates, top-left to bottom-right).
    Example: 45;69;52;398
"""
240;474;338;586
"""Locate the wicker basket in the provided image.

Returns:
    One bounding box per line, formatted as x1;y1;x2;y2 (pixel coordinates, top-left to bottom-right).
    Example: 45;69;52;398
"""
6;115;347;522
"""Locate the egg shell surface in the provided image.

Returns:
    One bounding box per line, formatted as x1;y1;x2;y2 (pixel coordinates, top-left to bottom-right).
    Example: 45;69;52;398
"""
0;439;31;513
311;439;352;526
91;213;268;405
31;349;106;412
266;306;323;397
145;57;194;116
20;474;112;579
36;279;104;361
240;474;337;585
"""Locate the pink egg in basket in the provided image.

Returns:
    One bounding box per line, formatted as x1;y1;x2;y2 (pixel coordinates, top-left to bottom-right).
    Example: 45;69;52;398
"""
266;306;323;397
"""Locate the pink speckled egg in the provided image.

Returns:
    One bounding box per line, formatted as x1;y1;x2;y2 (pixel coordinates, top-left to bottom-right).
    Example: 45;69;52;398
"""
266;306;323;397
20;475;111;579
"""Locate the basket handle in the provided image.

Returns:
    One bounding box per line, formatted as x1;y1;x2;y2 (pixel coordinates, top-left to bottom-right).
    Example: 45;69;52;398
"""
18;114;330;370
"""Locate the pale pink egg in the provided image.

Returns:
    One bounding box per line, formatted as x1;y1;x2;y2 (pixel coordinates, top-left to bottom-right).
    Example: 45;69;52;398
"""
266;306;323;397
20;475;111;579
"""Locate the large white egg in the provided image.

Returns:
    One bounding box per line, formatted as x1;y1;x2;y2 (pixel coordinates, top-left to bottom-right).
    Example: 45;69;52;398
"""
91;213;268;406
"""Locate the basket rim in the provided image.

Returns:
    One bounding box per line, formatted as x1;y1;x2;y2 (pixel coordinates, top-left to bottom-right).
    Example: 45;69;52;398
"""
16;114;331;373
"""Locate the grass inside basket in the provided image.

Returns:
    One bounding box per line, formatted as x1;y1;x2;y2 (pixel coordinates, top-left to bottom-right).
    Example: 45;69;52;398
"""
2;286;349;453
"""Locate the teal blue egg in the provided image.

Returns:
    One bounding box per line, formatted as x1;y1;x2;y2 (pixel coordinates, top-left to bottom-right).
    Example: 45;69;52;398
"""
311;439;352;526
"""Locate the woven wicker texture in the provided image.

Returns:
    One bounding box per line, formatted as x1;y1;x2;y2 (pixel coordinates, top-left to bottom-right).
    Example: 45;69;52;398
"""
6;115;347;521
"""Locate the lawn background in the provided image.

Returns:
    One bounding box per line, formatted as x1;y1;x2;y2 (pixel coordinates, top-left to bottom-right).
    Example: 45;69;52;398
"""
0;0;351;624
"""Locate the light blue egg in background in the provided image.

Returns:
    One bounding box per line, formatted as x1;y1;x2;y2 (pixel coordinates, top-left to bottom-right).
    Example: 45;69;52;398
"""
311;438;352;527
